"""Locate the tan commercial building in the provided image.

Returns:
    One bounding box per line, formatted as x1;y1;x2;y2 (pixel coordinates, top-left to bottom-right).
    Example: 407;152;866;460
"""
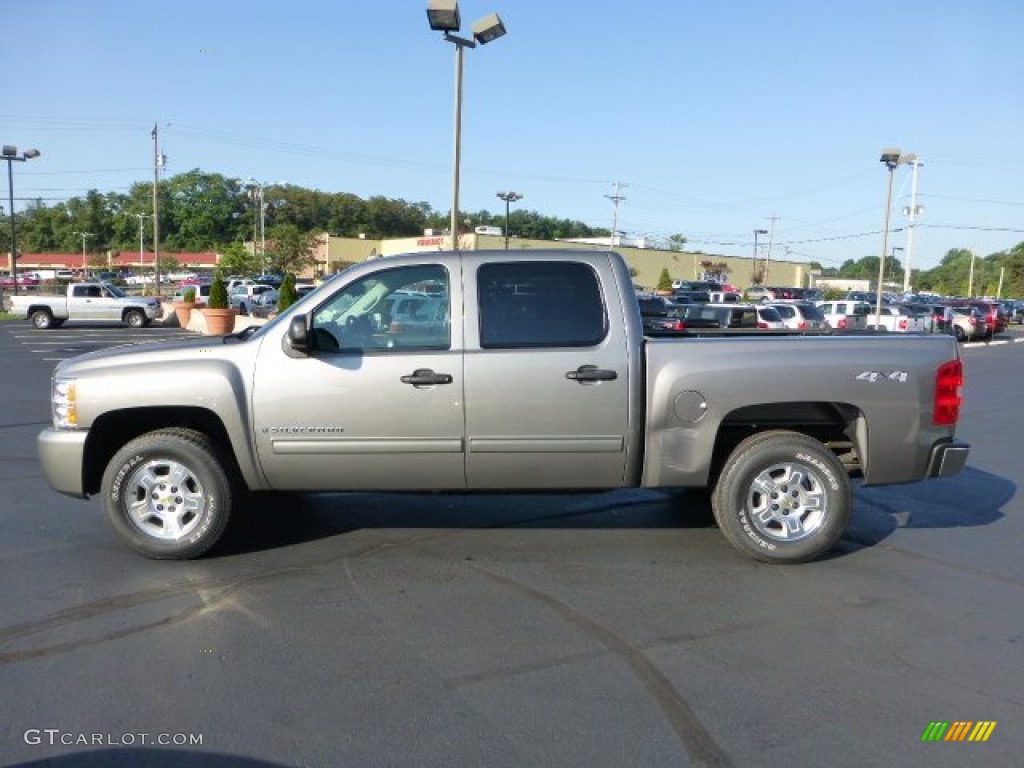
320;232;818;292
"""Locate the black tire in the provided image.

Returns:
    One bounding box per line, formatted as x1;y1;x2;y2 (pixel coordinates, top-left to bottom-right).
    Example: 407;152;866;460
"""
711;430;850;564
31;309;53;329
954;325;966;342
124;309;145;328
101;428;234;559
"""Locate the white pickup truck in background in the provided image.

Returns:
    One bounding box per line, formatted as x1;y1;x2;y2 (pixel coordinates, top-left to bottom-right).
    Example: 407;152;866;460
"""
4;281;161;329
864;305;931;333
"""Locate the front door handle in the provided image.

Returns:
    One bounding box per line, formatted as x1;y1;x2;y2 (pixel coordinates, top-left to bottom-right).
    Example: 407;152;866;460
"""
401;368;453;386
566;365;618;382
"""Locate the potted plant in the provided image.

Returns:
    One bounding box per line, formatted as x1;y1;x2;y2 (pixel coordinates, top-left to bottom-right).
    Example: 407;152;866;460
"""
173;287;197;327
200;272;237;335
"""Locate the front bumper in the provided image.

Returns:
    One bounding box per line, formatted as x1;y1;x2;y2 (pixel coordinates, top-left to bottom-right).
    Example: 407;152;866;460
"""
926;439;970;478
37;428;89;498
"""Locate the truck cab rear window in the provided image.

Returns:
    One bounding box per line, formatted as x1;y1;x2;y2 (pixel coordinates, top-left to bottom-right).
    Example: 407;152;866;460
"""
478;262;607;348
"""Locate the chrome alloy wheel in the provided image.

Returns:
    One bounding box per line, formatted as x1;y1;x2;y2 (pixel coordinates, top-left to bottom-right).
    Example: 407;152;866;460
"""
746;462;827;542
123;459;208;541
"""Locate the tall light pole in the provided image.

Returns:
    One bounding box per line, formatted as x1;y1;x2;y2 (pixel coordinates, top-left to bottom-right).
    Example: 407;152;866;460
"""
133;213;152;272
427;0;507;251
876;149;915;318
72;231;94;274
753;228;768;283
152;124;167;296
889;246;904;288
2;145;41;296
495;190;522;249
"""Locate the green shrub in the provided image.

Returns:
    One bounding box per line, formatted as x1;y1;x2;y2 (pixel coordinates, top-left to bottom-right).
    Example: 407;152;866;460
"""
657;268;673;291
208;272;229;309
277;273;297;313
181;287;196;304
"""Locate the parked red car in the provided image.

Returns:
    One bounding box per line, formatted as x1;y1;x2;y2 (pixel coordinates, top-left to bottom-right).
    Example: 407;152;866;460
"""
0;274;40;288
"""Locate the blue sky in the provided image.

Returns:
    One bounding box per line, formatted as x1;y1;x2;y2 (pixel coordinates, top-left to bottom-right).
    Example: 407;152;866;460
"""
2;0;1022;270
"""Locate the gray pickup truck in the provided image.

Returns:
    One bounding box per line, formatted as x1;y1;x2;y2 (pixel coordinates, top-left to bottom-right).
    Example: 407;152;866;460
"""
37;249;969;563
5;281;161;329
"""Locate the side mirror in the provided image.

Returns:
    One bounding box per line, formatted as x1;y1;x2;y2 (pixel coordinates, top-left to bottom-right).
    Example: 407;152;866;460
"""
285;314;310;356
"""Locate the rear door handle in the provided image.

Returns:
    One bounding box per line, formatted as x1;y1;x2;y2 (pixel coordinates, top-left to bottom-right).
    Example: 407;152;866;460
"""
566;365;618;382
401;368;453;386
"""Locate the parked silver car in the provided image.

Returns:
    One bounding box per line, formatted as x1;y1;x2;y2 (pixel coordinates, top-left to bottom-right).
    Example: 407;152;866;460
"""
765;301;828;330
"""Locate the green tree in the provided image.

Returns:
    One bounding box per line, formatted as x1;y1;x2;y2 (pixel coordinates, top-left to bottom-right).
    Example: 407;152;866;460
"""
668;234;687;252
265;224;319;275
657;268;672;291
217;241;260;277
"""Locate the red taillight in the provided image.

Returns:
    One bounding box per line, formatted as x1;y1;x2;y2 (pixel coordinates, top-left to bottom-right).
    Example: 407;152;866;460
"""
838;317;848;329
669;320;686;331
899;318;908;330
757;321;768;328
934;360;963;426
798;321;807;330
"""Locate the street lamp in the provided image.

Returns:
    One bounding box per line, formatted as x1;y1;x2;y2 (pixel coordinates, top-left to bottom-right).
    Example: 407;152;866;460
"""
889;246;904;288
876;149;915;318
132;213;152;274
753;229;768;282
496;190;522;249
72;231;95;275
2;145;41;295
426;0;507;251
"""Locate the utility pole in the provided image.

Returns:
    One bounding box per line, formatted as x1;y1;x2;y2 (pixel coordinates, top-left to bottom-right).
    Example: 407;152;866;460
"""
605;182;627;248
902;156;923;293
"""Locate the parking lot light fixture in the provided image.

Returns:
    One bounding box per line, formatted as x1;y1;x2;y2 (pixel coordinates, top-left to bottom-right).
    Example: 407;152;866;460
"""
427;0;460;32
2;144;41;296
426;1;508;250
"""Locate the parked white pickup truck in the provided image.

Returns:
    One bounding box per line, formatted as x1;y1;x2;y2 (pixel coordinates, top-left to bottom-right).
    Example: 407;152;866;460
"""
4;281;161;329
865;305;930;333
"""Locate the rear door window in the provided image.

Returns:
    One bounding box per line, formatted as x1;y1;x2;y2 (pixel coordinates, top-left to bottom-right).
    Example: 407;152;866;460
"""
478;262;607;348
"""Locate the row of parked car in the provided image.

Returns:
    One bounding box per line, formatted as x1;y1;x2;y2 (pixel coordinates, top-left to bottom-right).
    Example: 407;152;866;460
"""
638;289;1021;342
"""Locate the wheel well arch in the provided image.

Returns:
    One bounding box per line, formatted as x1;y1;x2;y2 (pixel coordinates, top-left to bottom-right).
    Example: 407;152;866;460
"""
82;406;243;496
708;401;863;486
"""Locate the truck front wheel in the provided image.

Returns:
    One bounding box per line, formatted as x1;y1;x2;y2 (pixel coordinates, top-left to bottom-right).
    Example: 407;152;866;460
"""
31;309;54;329
712;430;850;564
124;309;145;328
101;428;233;559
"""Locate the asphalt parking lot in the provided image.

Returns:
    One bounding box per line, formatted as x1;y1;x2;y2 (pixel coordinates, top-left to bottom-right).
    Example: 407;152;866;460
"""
1;321;1022;768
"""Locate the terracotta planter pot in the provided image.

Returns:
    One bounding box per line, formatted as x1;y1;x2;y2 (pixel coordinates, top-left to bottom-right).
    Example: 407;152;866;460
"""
201;308;238;335
173;301;195;327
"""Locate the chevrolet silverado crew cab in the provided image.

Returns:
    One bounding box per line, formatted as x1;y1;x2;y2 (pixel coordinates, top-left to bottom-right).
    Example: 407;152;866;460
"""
37;250;969;563
5;281;161;329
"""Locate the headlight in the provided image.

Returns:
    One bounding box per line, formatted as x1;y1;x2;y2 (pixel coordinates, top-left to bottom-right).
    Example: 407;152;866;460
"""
53;377;78;429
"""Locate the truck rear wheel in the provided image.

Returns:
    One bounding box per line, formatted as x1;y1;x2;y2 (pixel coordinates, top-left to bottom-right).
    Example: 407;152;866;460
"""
101;428;233;559
712;430;850;564
31;309;54;329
